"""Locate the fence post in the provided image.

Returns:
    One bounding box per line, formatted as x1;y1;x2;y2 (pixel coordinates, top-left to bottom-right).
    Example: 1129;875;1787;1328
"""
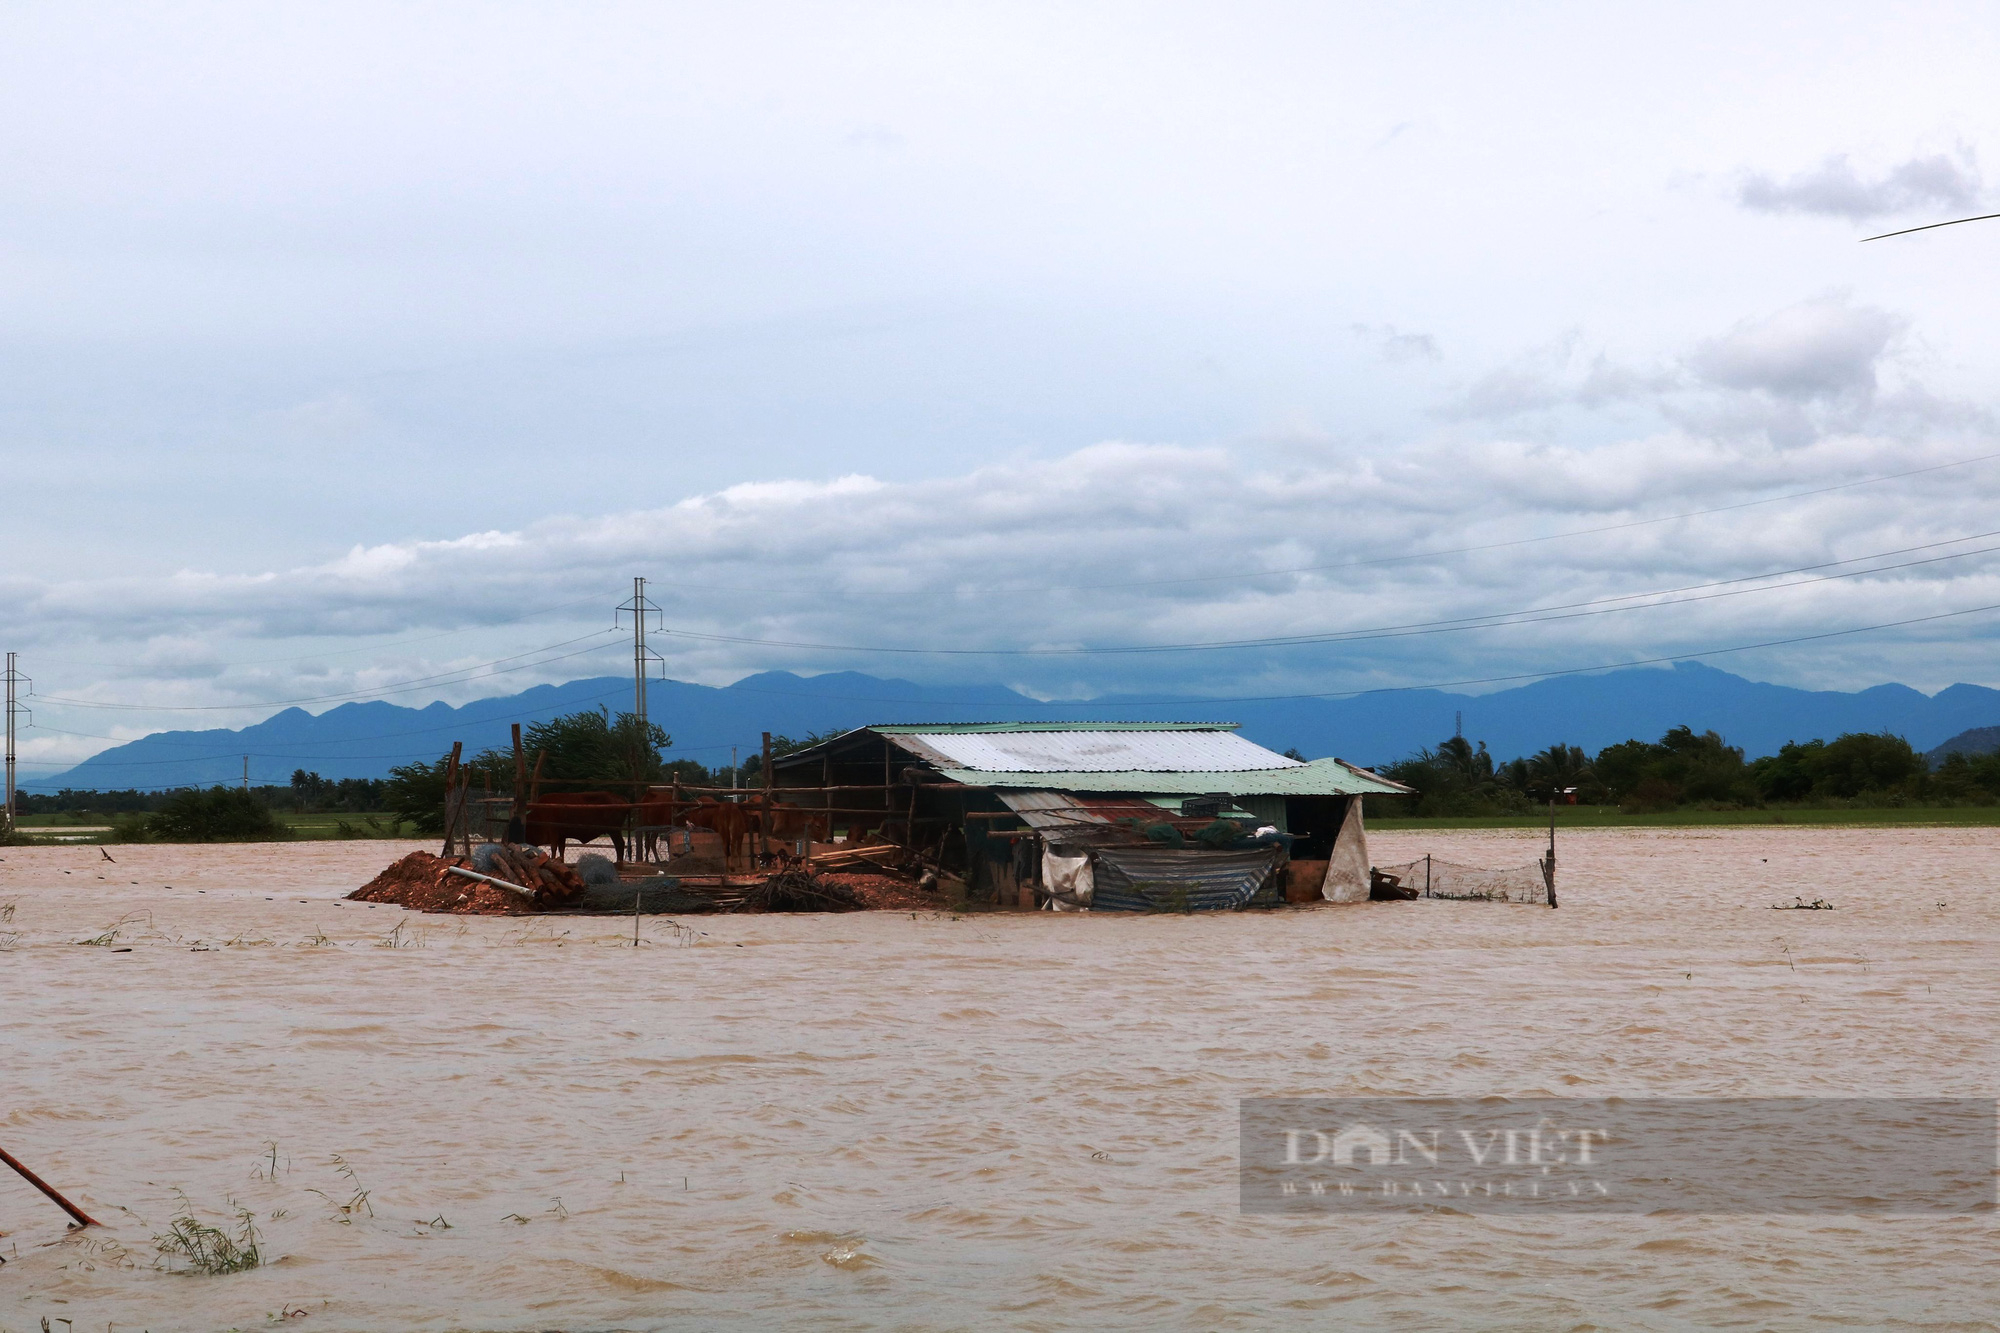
759;732;774;867
440;742;464;857
1543;799;1559;908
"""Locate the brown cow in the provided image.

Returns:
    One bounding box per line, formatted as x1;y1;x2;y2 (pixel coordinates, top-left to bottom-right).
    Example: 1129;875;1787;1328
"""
681;796;756;867
762;803;831;846
523;792;630;862
632;793;679;861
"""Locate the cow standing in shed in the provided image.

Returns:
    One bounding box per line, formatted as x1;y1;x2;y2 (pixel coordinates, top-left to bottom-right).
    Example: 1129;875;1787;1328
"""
632;793;679;862
523;792;631;862
762;803;831;847
680;797;757;868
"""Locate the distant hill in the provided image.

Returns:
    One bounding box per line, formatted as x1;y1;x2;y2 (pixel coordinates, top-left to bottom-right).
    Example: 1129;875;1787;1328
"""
35;672;1046;791
1925;726;2000;768
34;661;2000;790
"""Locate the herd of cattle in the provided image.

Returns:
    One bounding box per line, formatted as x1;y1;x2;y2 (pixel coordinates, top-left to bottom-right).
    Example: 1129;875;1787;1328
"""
520;792;834;864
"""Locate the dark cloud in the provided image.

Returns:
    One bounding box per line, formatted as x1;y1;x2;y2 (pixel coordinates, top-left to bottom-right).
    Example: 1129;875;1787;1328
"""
1738;152;1981;222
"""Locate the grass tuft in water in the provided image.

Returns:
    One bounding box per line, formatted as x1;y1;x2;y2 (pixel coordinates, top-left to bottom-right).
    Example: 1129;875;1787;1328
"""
306;1154;374;1223
154;1192;262;1275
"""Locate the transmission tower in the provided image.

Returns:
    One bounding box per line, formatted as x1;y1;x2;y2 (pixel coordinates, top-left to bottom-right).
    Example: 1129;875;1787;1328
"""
3;654;27;834
614;578;665;734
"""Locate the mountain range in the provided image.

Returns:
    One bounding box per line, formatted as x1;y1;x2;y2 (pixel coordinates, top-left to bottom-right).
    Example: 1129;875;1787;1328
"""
1926;726;2000;767
34;662;2000;791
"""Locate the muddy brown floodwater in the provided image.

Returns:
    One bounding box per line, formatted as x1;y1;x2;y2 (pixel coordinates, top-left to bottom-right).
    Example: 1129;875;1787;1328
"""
0;828;1995;1330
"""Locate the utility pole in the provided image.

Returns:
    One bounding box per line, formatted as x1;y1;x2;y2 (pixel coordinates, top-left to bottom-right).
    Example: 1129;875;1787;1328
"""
3;653;24;835
242;756;249;791
615;577;664;782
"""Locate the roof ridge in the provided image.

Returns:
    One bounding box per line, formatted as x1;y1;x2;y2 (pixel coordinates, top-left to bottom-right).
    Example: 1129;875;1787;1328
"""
868;721;1241;733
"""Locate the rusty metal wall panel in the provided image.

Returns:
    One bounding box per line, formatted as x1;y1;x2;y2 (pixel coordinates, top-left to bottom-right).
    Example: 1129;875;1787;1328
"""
994;789;1108;832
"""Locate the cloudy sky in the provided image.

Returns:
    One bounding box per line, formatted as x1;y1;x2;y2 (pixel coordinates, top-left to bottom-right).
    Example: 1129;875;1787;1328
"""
5;1;2000;775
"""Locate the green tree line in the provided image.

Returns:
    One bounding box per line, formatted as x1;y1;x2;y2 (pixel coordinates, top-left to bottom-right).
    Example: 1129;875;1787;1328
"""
16;709;835;840
1374;726;2000;817
381;713;846;835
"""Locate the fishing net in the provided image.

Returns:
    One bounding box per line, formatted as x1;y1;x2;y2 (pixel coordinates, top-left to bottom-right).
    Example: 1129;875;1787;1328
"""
1373;855;1551;905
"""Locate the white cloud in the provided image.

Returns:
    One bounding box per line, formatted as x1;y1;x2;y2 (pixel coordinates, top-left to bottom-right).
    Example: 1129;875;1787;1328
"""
13;417;2000;758
1439;297;1974;457
1351;323;1442;364
7;5;2000;770
1738;152;1982;222
1687;298;1900;400
12;302;1994;747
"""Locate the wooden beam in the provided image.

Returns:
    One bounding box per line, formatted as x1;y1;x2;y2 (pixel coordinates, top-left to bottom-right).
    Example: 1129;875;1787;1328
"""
511;724;526;816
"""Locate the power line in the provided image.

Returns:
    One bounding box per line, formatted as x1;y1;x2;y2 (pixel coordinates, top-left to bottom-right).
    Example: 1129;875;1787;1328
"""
642;448;2000;598
23;681;643;749
47;591;619;673
1079;600;2000;707
659;527;2000;657
1861;212;2000;243
17;599;2000;790
30;632;623;712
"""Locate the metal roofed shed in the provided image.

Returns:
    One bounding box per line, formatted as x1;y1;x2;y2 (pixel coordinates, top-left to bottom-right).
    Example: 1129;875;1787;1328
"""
768;722;1412;911
875;723;1304;774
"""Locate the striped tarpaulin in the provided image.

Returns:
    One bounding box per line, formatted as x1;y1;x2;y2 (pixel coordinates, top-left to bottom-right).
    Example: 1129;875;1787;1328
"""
1088;845;1287;913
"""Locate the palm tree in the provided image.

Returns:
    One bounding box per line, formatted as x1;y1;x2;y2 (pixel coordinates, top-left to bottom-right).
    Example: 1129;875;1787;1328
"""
1527;744;1592;801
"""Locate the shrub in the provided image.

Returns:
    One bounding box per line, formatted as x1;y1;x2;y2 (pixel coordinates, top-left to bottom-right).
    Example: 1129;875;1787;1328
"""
110;813;152;843
146;788;283;842
155;1195;261;1275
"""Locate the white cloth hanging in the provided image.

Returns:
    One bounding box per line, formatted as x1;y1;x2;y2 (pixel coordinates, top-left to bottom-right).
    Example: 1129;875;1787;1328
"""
1321;798;1370;903
1042;847;1094;911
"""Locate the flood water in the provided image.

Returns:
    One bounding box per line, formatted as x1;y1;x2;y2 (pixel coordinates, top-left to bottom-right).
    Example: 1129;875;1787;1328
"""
1;826;1995;1330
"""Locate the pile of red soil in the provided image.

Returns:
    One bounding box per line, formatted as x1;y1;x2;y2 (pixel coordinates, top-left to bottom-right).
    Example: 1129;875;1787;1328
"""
817;871;937;911
350;847;587;915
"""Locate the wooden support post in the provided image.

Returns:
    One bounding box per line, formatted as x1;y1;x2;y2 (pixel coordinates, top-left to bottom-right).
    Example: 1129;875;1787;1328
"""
440;741;464;856
0;1144;99;1228
512;725;526;815
1544;799;1559;908
759;731;774;866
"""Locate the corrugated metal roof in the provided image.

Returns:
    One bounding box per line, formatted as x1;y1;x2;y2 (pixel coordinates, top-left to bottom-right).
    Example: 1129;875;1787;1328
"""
871;722;1239;734
771;722;1413;797
994;790;1110;832
888;727;1292;773
935;757;1410;797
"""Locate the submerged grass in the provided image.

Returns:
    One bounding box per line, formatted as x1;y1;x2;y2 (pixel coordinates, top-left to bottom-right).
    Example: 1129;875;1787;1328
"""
154;1192;262;1275
306;1154;375;1224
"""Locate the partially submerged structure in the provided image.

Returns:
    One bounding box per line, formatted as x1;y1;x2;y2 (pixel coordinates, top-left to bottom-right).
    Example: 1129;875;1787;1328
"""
770;722;1411;911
